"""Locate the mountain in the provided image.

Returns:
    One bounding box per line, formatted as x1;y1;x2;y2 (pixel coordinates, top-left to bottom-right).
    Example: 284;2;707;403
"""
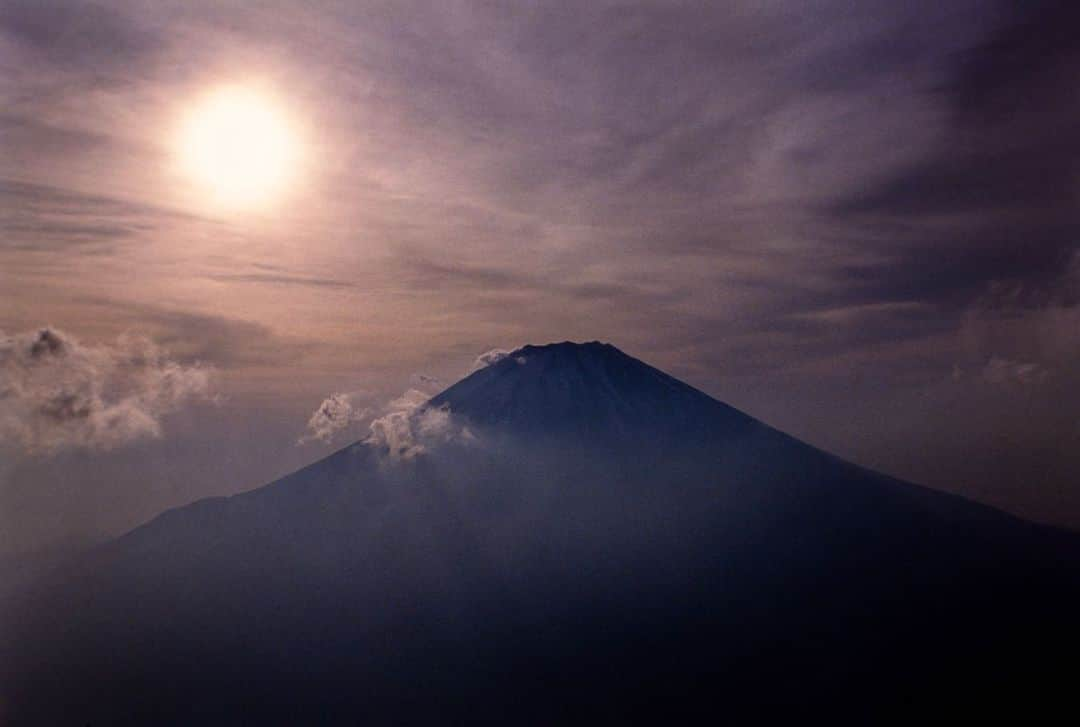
4;342;1079;724
431;341;757;442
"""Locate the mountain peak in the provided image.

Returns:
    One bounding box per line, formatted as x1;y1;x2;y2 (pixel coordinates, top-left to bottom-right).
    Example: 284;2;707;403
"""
518;339;616;352
430;341;755;443
501;340;623;362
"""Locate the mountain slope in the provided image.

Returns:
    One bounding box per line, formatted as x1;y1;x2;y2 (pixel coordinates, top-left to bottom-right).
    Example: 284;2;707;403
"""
5;342;1079;724
430;341;757;443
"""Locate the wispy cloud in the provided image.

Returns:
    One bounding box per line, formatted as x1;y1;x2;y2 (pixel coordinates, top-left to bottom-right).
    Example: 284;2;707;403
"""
0;0;162;71
0;179;206;254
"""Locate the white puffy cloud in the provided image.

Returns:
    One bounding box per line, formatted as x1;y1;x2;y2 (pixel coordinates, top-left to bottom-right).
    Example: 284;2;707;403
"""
0;327;212;454
364;388;476;460
299;391;370;444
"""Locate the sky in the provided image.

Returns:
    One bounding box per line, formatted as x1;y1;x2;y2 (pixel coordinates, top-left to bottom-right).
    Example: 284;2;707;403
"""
2;0;1079;556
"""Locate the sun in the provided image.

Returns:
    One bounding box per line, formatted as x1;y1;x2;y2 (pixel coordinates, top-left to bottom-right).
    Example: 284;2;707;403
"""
177;86;300;209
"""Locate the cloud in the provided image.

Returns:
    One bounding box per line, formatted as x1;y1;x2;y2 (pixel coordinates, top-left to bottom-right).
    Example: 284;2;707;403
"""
299;392;370;445
468;349;510;374
0;0;160;71
827;0;1080;306
466;348;532;376
1;0;1078;528
364;389;476;460
300;374;453;449
955;255;1080;376
0;179;208;254
203;272;357;290
0;327;212;454
73;299;310;370
980;358;1049;386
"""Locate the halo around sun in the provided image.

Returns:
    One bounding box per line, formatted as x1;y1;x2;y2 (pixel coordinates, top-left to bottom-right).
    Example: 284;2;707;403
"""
177;85;300;209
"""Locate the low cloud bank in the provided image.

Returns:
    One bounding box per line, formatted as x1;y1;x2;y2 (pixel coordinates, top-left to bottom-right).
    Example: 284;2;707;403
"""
0;328;212;454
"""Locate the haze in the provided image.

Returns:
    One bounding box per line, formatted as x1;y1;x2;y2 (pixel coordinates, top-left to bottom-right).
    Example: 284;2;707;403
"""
2;0;1079;560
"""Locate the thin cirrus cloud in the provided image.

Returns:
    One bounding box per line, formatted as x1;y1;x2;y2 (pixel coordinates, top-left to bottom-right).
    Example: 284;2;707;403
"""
0;0;161;72
6;0;1075;382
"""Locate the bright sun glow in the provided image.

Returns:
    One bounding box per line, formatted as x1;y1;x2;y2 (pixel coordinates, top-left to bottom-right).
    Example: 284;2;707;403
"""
178;86;300;209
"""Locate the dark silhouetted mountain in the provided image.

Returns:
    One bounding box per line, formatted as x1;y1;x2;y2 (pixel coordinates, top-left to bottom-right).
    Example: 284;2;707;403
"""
4;342;1079;724
431;341;756;443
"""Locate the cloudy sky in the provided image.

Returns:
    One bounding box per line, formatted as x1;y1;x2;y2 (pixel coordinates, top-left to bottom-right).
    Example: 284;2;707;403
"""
2;0;1079;556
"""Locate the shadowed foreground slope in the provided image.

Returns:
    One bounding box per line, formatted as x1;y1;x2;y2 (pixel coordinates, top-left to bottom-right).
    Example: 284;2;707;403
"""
5;342;1079;723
